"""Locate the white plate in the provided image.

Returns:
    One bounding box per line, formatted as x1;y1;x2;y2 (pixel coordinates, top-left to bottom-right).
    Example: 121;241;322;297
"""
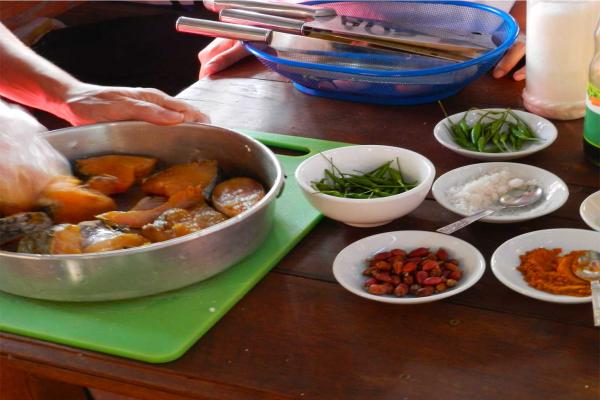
491;229;598;303
580;190;600;231
332;231;486;304
434;109;557;161
432;162;569;223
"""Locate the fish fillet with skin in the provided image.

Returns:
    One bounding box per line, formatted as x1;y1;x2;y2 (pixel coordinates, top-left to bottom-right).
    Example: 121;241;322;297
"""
97;186;204;228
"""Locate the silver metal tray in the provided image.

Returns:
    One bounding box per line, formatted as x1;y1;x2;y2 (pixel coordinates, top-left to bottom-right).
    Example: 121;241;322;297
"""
0;122;283;302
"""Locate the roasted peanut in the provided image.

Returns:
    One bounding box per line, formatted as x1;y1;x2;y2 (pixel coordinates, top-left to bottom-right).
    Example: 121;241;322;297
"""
409;284;422;295
421;260;438;271
423;277;443;286
402;273;414;285
391;249;407;257
416;286;434;296
364;277;377;287
389;255;405;264
362;267;376;276
368;283;394;295
416;270;429;285
446;279;458;287
436;248;449;261
449;270;462;281
405;257;422;264
373;271;393;283
426;253;438;261
392;260;404;275
408;247;429;258
402;262;417;273
444;262;459;272
394;283;409;297
374;252;391;261
373;260;391;271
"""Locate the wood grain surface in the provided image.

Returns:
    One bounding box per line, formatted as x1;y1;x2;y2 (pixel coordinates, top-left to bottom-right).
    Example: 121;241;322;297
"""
1;58;598;400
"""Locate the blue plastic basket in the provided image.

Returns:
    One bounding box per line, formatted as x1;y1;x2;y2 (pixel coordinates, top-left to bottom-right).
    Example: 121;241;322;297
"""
243;1;519;105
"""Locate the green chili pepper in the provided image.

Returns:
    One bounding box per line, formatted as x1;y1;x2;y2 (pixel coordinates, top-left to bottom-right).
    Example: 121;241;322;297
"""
470;122;482;145
445;107;541;153
477;135;489;152
311;157;417;199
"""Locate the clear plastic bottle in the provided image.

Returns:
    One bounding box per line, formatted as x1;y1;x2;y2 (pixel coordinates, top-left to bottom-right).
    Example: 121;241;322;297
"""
523;0;600;120
583;19;600;167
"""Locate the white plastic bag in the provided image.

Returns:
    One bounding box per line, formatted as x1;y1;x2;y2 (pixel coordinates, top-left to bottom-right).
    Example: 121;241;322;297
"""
0;100;70;215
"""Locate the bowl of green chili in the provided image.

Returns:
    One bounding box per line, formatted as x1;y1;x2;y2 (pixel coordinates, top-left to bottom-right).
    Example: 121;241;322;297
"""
295;145;435;227
433;108;557;161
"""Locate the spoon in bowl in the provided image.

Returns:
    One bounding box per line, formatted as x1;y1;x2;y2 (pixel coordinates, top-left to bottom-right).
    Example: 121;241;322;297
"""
437;185;543;235
574;250;600;327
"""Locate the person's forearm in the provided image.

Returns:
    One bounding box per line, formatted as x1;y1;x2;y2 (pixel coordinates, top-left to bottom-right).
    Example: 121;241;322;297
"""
0;23;82;117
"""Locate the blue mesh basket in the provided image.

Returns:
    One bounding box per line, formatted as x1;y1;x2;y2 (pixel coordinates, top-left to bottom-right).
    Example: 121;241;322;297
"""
243;1;519;105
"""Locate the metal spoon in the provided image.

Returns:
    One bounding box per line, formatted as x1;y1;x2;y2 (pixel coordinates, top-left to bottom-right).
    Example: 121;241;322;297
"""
437;185;544;235
574;250;600;326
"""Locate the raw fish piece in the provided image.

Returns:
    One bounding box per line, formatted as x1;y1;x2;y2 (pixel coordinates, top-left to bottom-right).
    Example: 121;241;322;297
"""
141;208;191;242
141;160;218;197
131;196;167;211
211;177;265;217
18;221;150;254
38;176;116;224
189;203;229;228
0;212;53;245
77;155;157;194
82;232;149;253
18;224;82;254
141;204;228;242
87;172;133;195
80;221;149;253
97;186;204;228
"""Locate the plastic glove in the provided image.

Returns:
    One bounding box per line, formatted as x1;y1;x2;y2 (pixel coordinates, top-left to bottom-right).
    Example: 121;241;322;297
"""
0;101;70;215
198;38;250;79
57;84;209;126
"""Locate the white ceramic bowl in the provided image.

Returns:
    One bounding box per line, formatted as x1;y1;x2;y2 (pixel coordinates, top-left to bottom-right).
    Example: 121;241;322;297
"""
432;162;569;223
491;229;598;303
580;190;600;231
434;109;557;161
333;231;486;304
295;145;435;227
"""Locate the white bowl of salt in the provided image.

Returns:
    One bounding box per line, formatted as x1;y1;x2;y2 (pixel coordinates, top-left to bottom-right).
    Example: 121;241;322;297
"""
432;162;569;223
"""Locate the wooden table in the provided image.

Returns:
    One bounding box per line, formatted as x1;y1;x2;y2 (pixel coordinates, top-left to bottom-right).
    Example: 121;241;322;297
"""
1;59;598;400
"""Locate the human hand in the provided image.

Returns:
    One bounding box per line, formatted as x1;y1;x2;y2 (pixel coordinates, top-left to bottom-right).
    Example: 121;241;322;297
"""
0;101;70;215
56;84;209;126
198;38;250;79
492;35;526;81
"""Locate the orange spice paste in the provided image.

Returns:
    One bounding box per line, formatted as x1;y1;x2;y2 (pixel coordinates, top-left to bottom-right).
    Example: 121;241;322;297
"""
517;248;591;297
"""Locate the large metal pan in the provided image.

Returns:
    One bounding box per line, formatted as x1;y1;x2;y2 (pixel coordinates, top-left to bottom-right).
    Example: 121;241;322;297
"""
0;122;284;302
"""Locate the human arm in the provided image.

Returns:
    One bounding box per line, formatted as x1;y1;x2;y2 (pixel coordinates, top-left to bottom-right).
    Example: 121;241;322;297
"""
492;0;526;80
0;23;208;125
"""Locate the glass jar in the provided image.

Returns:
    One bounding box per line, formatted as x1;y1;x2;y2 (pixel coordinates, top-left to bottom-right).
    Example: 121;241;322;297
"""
523;0;600;120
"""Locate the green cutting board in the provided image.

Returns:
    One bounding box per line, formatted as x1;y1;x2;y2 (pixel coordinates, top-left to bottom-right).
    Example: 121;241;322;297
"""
0;131;345;364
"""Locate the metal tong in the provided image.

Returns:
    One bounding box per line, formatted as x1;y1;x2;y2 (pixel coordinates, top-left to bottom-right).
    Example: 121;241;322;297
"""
203;0;494;61
176;17;396;56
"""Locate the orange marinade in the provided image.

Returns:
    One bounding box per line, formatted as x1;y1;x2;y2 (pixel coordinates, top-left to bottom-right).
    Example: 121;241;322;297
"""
517;248;591;297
